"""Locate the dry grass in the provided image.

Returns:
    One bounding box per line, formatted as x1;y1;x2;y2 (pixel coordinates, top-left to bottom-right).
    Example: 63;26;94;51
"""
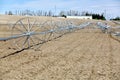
0;15;120;80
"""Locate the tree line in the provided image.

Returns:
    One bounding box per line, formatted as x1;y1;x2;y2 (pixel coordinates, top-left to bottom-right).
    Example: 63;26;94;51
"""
5;10;53;16
110;17;120;21
5;10;106;20
59;11;106;20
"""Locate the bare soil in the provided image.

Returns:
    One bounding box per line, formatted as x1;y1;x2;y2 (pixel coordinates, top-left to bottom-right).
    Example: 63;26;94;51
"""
0;15;120;80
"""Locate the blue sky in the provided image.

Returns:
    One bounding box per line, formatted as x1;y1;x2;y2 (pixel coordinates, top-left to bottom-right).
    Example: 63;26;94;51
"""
0;0;120;19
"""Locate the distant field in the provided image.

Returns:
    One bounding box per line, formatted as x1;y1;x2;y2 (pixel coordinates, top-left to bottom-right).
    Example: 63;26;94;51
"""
0;15;120;80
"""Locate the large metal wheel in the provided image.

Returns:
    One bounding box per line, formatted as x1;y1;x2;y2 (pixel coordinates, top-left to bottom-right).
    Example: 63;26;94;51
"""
10;17;78;50
40;20;56;41
11;17;45;50
49;20;71;39
47;20;63;40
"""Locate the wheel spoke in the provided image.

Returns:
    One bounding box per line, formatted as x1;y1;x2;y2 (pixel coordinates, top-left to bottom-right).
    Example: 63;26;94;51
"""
30;36;36;46
30;20;37;31
33;21;48;32
23;36;29;47
46;32;53;40
19;20;28;31
27;18;31;32
12;17;54;50
27;36;30;48
32;35;43;42
32;26;41;32
15;37;24;43
13;26;24;33
14;36;26;49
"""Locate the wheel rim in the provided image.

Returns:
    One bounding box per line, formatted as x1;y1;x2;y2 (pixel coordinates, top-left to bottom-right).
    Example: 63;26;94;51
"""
11;17;44;50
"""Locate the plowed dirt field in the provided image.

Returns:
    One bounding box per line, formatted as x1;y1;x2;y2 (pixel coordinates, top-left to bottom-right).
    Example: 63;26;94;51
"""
0;15;120;80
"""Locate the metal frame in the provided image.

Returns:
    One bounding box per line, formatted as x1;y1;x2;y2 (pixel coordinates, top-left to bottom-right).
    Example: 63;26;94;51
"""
0;17;120;50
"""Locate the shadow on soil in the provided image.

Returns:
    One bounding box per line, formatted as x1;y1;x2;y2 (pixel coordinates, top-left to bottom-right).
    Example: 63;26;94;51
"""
0;35;63;59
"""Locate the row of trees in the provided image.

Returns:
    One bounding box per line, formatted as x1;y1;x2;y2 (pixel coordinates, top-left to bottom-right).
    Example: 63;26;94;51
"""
59;10;90;16
5;10;91;16
110;17;120;21
85;12;106;20
5;10;54;16
5;10;106;20
60;11;106;20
